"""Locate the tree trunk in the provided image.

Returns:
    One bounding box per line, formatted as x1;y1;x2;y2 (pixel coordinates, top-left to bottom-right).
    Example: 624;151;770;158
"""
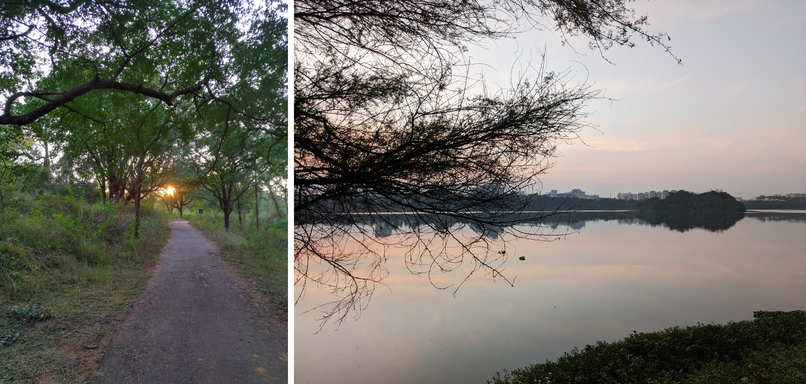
269;193;281;218
254;184;260;229
134;189;141;239
223;201;232;231
43;139;50;170
108;175;122;202
99;178;107;202
133;154;147;239
237;197;243;226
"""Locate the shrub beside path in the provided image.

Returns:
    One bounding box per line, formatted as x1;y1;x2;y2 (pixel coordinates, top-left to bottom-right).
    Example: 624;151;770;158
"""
95;221;286;383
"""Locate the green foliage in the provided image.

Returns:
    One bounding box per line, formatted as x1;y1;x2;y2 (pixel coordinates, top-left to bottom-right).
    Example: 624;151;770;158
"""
3;0;287;123
0;191;166;296
7;304;55;322
190;100;287;230
0;126;40;208
489;311;806;384
0;325;21;347
0;189;170;382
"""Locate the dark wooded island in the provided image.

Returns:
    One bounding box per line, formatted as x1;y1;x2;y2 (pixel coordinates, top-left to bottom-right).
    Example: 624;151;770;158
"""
636;190;746;214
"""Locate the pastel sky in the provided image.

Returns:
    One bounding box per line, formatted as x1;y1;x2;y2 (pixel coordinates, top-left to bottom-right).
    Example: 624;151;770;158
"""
466;0;806;200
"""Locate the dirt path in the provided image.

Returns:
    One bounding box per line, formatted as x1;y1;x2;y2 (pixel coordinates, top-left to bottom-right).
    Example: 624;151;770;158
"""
95;221;287;383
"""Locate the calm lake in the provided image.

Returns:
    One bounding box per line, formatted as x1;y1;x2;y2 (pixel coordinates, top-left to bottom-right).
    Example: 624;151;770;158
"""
294;210;806;384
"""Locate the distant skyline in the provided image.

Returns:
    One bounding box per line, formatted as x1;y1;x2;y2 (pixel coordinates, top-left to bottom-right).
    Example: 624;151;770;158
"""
532;187;801;201
466;0;805;199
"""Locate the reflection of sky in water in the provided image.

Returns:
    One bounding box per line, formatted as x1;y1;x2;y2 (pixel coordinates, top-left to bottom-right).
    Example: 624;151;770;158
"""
295;216;806;384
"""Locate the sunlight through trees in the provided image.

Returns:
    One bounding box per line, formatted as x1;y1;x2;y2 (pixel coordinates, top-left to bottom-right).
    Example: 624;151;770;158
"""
1;0;287;235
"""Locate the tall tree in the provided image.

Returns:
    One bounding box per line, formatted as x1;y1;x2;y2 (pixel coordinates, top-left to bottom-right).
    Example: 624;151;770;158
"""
295;0;679;324
193;106;286;231
51;90;192;237
189;3;287;231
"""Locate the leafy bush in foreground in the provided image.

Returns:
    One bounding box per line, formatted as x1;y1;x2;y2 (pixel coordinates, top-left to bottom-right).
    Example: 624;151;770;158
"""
489;311;806;384
0;325;21;347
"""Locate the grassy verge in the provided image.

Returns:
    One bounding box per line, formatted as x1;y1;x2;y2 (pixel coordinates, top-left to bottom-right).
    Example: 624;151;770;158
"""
186;211;288;314
0;192;170;383
488;310;806;384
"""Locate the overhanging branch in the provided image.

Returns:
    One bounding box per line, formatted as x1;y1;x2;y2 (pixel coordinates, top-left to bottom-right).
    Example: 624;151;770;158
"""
0;76;210;126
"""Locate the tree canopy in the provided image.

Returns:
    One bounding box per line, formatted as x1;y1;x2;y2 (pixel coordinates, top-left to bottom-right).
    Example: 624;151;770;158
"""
1;0;286;124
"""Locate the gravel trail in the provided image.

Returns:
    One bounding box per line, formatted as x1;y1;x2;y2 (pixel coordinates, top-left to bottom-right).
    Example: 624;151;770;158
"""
96;221;286;383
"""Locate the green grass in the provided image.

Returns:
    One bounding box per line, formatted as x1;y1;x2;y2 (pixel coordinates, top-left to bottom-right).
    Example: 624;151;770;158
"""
0;192;170;383
187;211;288;314
488;311;806;384
684;342;806;384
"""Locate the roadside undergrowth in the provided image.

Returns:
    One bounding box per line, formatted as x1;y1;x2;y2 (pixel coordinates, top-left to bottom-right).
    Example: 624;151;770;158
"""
0;191;170;384
187;212;288;315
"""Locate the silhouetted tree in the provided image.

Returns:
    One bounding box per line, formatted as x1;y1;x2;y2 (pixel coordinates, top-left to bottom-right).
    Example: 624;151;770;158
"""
295;0;679;325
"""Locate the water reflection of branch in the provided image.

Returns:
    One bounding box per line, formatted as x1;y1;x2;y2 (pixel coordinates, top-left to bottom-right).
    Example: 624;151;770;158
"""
295;206;580;328
295;219;391;328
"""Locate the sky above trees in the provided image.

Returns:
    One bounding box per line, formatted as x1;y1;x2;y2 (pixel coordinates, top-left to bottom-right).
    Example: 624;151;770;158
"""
465;0;805;199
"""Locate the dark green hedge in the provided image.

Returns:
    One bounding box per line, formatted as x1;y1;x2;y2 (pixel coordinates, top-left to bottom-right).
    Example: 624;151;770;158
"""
489;310;806;384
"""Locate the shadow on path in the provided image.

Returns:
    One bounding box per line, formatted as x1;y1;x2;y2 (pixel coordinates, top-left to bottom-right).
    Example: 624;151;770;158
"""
96;221;286;383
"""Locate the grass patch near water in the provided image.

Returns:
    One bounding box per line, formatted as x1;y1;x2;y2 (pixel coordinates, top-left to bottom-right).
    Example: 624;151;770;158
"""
489;310;806;384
